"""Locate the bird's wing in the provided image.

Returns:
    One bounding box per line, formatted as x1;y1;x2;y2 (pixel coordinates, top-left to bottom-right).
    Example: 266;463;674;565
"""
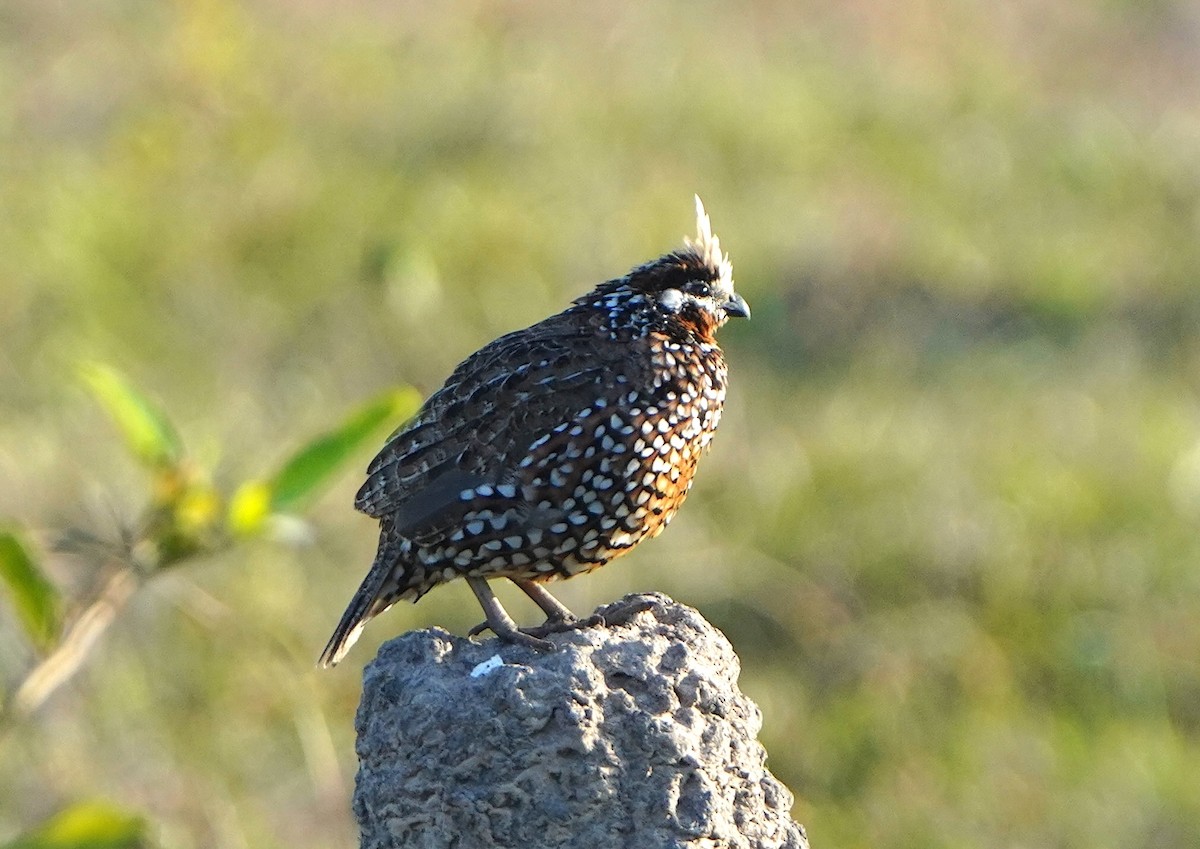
354;312;640;535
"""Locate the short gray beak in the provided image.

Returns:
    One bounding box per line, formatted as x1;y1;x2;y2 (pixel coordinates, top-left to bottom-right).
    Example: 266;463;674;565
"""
724;293;751;319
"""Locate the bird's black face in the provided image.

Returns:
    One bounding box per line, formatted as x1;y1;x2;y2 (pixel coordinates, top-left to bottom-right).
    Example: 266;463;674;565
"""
636;253;750;341
574;196;746;343
652;269;750;332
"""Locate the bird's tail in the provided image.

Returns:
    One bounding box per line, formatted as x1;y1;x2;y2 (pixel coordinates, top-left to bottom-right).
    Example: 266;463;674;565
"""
318;534;409;668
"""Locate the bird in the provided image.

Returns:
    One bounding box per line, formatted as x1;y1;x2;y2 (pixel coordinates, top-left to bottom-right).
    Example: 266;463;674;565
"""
319;196;749;666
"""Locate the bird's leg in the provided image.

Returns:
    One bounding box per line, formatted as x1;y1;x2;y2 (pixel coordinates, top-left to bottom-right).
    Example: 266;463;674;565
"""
466;576;554;651
514;579;575;620
513;579;605;637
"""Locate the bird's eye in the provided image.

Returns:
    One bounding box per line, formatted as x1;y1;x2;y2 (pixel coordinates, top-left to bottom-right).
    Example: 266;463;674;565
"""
693;283;712;298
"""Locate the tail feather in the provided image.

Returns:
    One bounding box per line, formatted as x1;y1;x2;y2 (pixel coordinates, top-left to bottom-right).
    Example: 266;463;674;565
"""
318;535;408;667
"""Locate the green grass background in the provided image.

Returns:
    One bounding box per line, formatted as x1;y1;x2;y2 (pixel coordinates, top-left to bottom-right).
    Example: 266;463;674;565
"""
3;1;1200;846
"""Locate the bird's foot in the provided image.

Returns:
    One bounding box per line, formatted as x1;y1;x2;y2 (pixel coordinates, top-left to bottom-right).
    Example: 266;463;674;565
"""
465;575;556;651
466;620;556;652
466;612;604;648
521;612;605;639
497;628;556;652
593;595;657;626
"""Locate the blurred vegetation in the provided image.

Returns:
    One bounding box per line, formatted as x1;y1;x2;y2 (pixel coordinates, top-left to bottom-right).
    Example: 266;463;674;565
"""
1;364;415;736
2;1;1199;847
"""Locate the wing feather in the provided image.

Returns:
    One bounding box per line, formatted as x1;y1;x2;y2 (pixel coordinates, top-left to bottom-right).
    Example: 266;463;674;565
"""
354;312;643;537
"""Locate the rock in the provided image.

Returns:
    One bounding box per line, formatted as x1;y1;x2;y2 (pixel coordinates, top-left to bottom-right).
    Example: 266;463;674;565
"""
354;592;808;849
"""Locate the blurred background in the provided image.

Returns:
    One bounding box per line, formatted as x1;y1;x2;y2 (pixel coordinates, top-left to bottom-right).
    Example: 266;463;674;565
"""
3;0;1200;846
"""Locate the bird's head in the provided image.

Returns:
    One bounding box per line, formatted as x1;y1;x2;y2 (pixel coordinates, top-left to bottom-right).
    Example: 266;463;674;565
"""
580;196;750;343
629;196;749;340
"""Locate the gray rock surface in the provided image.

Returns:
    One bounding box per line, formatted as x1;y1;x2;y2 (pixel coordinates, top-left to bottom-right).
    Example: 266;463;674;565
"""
354;592;808;849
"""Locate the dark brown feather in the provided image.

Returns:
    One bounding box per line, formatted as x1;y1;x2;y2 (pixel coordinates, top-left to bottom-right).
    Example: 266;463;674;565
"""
320;201;746;666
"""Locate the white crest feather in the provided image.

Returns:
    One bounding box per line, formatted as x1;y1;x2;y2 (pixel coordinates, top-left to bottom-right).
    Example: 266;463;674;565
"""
685;195;734;287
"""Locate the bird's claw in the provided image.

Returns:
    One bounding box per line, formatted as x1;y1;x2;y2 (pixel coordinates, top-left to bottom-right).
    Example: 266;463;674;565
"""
502;629;556;652
466;612;605;650
467;621;556;652
594;596;656;626
521;612;605;638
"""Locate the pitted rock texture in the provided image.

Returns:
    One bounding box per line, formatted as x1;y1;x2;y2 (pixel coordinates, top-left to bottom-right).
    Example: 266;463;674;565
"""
354;593;808;849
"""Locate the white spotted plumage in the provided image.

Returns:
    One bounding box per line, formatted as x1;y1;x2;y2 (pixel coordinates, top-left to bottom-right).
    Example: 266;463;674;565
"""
319;197;746;666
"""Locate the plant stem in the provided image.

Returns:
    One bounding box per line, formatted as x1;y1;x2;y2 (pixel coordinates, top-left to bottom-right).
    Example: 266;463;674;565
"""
5;567;142;723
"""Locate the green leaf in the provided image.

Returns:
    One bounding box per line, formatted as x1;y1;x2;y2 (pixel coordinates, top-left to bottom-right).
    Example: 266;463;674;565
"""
0;529;60;649
79;362;183;470
268;387;422;513
1;800;146;849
